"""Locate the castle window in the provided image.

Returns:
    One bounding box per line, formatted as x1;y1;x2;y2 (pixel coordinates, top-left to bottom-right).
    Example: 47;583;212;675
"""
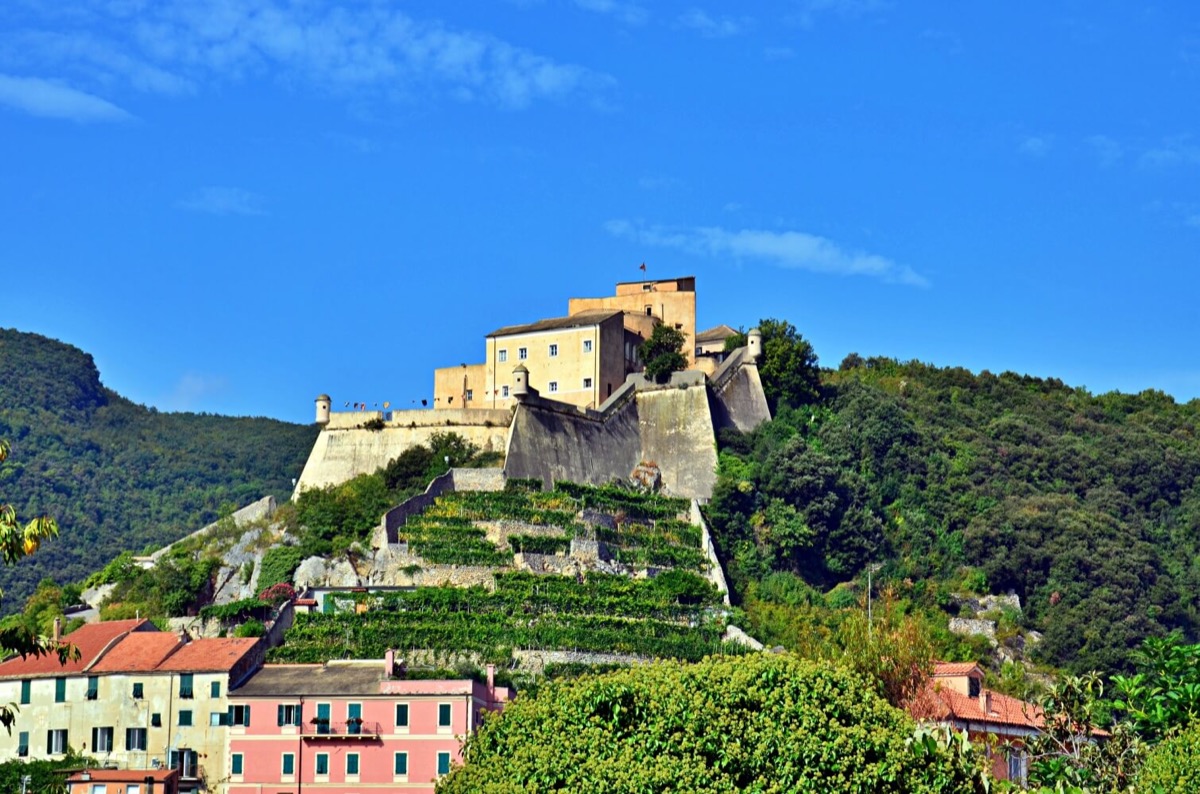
498;349;507;362
645;306;653;316
502;385;510;398
583;378;593;389
642;283;652;291
549;344;558;357
518;347;528;360
548;381;558;393
583;339;593;353
466;389;474;401
675;323;683;330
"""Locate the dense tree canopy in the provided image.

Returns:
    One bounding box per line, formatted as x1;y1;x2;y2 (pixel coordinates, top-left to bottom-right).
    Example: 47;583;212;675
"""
438;654;987;793
638;323;687;383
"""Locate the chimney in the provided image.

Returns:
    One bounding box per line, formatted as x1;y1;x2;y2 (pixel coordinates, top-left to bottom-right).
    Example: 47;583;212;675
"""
53;617;62;643
486;663;496;700
985;691;993;715
384;648;395;678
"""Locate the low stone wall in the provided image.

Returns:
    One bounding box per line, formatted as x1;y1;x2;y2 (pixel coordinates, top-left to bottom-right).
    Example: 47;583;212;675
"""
691;500;731;605
374;471;457;548
511;649;647;674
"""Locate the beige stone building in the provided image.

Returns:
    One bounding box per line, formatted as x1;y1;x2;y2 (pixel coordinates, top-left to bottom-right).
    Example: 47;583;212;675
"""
0;619;261;794
434;276;729;411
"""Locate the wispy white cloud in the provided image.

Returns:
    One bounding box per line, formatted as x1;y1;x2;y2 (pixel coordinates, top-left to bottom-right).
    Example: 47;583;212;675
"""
0;73;132;122
573;0;648;25
177;187;267;217
2;1;608;110
166;372;229;411
1019;135;1052;157
678;8;752;38
606;219;928;286
1139;136;1200;168
790;0;889;28
1086;134;1122;167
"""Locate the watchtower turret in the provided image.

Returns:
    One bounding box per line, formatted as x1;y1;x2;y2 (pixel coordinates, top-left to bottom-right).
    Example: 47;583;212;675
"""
512;365;530;400
747;328;763;363
315;394;332;425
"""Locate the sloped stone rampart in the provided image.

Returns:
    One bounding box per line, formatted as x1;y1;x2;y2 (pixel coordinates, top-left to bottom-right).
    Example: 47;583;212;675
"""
709;349;771;433
690;500;730;605
146;495;276;564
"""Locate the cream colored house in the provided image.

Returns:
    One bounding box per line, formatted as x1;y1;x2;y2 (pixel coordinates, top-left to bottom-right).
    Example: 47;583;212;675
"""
434;276;700;410
0;620;261;794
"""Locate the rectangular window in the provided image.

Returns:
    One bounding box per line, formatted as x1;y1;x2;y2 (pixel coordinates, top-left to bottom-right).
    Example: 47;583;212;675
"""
394;751;408;775
19;680;29;705
47;729;67;754
501;385;509;398
346;753;360;775
282;753;295;776
179;674;194;699
210;712;229;727
127;786;140;794
278;704;301;726
231;753;243;776
91;726;114;753
315;702;331;734
583;339;593;353
549;343;558;357
228;704;251;727
518;347;527;360
86;677;98;700
315;753;329;776
17;731;28;757
132;682;144;699
645;306;653;316
498;349;507;362
151;713;162;727
583;378;593;389
466;389;474;401
126;727;147;751
548;381;558;392
54;677;66;703
395;703;409;728
438;702;453;728
437;751;451;776
178;710;193;727
211;681;221;698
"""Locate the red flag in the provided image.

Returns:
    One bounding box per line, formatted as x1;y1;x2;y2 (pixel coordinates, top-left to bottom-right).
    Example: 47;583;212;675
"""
639;262;646;272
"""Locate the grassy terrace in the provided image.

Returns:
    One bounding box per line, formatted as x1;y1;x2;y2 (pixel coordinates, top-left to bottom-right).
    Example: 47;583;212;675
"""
270;571;743;665
396;480;706;571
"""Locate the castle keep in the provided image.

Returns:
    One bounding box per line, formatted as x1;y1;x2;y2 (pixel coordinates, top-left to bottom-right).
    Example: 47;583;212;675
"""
298;277;770;500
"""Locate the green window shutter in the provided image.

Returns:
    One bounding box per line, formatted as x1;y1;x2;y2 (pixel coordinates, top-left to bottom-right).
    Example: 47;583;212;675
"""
17;732;28;757
439;702;452;727
179;710;192;727
46;731;52;754
394;752;408;775
231;754;243;775
133;682;143;699
316;754;328;775
293;705;302;726
317;703;330;720
277;705;285;726
20;680;30;705
244;705;251;726
347;754;359;775
438;752;451;775
91;727;98;750
87;677;98;699
282;753;294;775
55;678;66;702
211;681;221;698
396;703;409;727
348;702;362;720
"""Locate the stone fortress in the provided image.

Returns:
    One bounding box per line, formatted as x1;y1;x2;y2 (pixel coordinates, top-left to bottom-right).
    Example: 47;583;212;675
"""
296;276;771;500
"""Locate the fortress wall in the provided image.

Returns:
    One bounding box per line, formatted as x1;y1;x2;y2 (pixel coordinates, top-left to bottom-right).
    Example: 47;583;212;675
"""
635;384;719;500
326;408;509;430
295;421;510;494
504;392;643;490
710;363;772;433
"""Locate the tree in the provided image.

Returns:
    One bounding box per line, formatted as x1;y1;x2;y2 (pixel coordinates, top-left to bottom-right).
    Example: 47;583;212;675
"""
1135;722;1200;793
1112;632;1200;742
0;440;74;731
438;654;990;793
755;318;821;410
638;323;687;383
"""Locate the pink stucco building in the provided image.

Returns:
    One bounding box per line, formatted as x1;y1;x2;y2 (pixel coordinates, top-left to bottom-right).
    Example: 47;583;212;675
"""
226;652;510;793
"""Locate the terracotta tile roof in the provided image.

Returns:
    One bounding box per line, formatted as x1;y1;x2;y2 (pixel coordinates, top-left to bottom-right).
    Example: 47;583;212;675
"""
909;681;1044;731
695;324;739;343
154;638;258;672
0;619;150;678
488;310;623;338
932;661;984;677
89;632;183;673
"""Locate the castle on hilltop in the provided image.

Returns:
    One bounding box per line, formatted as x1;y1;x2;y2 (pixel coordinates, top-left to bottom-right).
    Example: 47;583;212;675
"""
300;276;770;500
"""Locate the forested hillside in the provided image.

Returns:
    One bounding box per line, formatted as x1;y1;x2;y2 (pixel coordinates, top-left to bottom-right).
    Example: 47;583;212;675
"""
0;328;318;612
709;325;1200;677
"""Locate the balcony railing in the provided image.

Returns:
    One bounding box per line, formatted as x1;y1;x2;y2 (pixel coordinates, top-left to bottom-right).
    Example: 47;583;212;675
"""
303;720;381;738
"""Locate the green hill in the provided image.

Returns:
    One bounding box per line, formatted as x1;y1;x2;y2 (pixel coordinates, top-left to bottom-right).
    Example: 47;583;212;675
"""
0;328;318;612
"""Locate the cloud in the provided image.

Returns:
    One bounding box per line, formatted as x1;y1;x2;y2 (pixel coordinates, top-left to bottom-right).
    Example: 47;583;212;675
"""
1086;134;1122;167
573;0;648;25
0;73;132;122
177;187;267;216
1019;135;1052;157
678;8;752;38
1139;136;1200;168
606;219;928;286
790;0;889;28
166;372;229;411
2;1;608;110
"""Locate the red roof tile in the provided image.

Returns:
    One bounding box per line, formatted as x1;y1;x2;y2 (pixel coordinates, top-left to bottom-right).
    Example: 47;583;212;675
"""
909;681;1044;730
0;619;150;678
154;638;258;672
932;661;984;677
89;632;183;673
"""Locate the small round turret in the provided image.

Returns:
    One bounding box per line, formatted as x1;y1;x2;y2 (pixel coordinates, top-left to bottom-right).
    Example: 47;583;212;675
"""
315;394;332;425
512;364;529;399
747;328;763;362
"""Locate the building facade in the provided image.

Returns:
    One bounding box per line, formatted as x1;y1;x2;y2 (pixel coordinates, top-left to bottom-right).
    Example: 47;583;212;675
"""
0;620;261;794
226;655;510;794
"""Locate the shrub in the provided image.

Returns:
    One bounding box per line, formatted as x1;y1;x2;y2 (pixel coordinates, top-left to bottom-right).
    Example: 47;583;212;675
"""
234;619;266;638
1134;723;1200;793
258;546;304;592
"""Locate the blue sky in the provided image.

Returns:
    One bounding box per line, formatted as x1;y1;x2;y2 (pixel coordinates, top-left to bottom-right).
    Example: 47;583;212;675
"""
3;1;1199;424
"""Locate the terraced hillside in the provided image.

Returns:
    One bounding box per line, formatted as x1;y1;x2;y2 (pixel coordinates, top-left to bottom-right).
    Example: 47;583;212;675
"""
271;480;749;678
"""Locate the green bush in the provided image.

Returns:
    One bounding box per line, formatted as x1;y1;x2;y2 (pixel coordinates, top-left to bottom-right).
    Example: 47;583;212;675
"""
1135;724;1200;793
437;654;988;793
234;619;266;638
258;546;304;592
